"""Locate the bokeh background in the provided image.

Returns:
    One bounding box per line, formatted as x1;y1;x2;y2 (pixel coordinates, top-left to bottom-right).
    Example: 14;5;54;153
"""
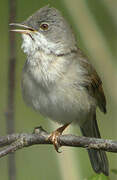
0;0;117;180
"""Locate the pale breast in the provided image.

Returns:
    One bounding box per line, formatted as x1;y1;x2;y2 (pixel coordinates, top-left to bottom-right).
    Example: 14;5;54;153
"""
22;68;96;126
21;52;97;125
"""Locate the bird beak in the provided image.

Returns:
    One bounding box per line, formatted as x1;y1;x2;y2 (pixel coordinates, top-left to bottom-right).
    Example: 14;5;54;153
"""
10;23;36;35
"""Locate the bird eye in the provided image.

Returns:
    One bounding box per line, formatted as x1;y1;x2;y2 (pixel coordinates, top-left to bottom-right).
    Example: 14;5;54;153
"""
40;23;49;31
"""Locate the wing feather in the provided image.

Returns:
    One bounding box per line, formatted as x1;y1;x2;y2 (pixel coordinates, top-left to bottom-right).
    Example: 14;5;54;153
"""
78;49;106;113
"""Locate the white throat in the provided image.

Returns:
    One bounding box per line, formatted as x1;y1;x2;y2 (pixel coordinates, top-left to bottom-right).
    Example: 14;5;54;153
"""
21;33;64;56
21;32;77;57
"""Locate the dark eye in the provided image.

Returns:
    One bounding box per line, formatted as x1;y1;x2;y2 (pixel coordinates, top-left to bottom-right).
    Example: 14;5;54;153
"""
40;23;49;31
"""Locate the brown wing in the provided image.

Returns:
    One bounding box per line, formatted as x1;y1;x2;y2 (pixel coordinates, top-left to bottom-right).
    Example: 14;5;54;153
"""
87;67;106;113
78;49;106;113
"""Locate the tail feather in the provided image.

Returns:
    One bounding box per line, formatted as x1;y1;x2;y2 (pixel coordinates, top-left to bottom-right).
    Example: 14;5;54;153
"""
80;114;109;176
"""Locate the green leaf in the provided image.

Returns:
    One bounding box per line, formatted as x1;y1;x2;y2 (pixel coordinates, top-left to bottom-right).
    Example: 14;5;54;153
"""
85;174;109;180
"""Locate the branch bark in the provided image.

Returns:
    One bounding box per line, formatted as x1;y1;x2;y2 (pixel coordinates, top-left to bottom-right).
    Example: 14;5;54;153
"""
0;126;116;158
7;0;17;179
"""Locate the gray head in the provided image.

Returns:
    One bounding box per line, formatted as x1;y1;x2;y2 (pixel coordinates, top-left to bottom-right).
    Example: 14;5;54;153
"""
10;5;77;56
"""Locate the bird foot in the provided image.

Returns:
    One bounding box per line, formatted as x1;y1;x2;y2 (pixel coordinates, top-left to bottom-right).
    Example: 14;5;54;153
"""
48;123;70;153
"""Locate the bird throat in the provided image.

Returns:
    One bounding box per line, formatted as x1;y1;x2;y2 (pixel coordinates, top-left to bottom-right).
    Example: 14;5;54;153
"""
21;33;61;56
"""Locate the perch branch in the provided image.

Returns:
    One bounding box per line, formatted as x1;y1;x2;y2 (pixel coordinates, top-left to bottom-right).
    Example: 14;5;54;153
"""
7;0;17;178
0;126;116;158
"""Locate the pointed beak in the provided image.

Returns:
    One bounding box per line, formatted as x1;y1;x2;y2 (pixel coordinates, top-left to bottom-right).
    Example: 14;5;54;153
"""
10;23;36;35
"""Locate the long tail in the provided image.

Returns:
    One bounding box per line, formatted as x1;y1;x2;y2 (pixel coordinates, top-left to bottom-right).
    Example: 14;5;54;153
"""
80;114;109;176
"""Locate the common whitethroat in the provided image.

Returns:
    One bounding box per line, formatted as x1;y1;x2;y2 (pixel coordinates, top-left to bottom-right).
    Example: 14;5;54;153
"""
10;5;109;175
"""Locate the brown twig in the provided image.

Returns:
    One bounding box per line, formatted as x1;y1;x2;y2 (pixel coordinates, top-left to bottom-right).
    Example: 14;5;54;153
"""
7;0;17;179
0;126;116;158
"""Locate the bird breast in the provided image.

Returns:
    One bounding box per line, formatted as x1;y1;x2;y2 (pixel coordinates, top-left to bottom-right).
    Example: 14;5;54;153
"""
21;51;96;125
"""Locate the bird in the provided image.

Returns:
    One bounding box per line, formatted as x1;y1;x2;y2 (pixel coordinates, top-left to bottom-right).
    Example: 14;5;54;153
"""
10;5;109;176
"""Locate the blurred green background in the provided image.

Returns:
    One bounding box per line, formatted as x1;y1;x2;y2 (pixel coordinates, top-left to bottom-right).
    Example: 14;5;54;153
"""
0;0;117;179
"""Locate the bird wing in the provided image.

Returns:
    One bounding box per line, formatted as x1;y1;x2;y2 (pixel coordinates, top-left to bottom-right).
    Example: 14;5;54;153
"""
78;49;106;113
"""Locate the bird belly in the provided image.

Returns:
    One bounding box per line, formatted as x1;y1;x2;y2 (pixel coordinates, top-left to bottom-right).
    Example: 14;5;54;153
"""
22;72;96;125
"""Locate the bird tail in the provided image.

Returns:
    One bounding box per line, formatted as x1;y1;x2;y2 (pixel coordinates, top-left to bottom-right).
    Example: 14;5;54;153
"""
80;114;109;176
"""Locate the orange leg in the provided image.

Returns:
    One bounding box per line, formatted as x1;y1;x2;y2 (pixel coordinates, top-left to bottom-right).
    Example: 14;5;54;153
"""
48;123;70;152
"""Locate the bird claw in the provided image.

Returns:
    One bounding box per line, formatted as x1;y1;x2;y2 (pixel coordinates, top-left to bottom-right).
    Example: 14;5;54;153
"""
47;123;70;153
48;131;62;153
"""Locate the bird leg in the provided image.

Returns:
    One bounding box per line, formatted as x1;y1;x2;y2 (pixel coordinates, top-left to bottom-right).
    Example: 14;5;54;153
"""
48;123;70;152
